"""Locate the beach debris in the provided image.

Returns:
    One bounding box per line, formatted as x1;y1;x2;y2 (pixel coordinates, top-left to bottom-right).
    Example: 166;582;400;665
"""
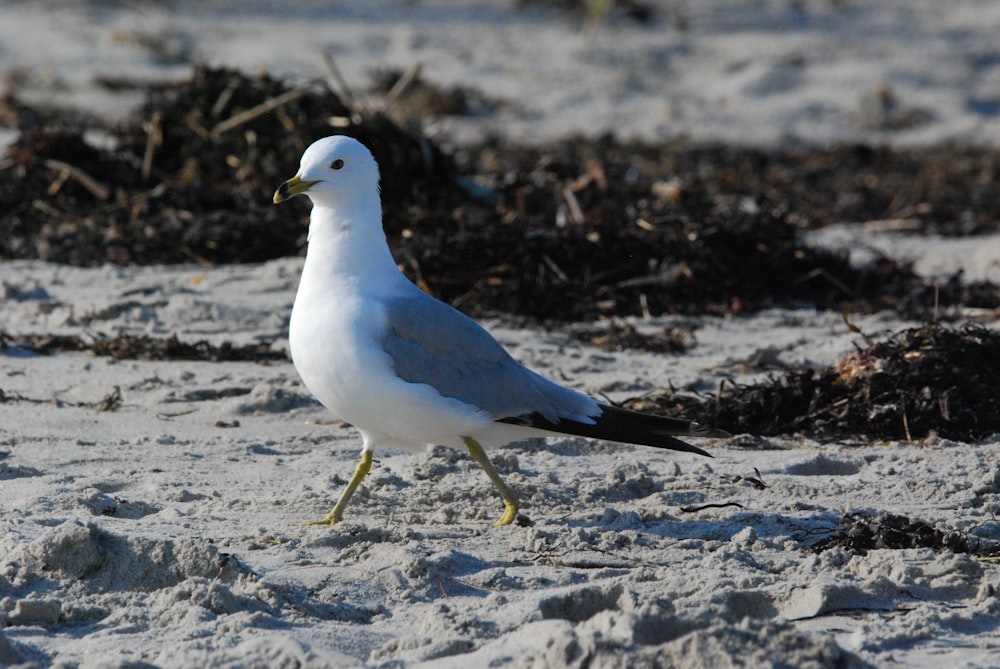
731;468;768;490
96;386;123;412
573;319;695;353
680;501;745;513
629;323;1000;443
0;329;286;362
1;67;997;323
809;511;997;557
517;0;659;25
1;65;457;267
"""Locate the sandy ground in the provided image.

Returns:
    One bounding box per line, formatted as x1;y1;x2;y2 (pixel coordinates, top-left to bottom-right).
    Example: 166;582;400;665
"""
2;1;1000;668
2;0;1000;147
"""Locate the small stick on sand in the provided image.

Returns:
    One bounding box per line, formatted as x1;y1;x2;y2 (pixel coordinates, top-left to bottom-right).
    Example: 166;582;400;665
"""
680;502;744;513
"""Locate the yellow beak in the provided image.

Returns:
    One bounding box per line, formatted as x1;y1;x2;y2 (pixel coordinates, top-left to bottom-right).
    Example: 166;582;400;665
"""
273;174;320;204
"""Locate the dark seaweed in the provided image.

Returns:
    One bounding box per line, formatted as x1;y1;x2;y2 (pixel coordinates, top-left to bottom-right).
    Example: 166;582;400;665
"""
2;66;998;324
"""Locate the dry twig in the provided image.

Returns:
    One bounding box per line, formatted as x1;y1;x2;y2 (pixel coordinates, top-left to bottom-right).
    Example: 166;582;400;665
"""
211;88;304;136
44;159;110;200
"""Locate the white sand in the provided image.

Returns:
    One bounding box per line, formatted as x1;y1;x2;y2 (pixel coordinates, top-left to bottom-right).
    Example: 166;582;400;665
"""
2;0;1000;147
2;2;999;667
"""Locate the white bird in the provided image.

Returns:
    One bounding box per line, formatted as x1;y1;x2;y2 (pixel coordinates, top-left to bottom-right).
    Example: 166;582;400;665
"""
273;135;725;526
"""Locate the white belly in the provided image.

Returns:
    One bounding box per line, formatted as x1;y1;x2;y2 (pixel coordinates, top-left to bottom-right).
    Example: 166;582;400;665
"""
289;291;491;450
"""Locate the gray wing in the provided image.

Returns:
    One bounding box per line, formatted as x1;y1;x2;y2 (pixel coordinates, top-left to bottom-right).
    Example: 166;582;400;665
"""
380;293;597;424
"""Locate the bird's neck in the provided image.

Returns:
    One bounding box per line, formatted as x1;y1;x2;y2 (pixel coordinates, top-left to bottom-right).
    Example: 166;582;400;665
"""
300;196;403;296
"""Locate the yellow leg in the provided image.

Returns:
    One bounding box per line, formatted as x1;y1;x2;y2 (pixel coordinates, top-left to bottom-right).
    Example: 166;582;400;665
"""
302;450;373;526
463;437;520;526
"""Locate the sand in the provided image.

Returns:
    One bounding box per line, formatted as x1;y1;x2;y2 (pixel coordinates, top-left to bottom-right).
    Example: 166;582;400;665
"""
2;2;999;667
2;0;1000;147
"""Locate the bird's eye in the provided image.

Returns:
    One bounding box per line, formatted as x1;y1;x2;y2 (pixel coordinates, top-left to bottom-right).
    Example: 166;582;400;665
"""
330;159;345;170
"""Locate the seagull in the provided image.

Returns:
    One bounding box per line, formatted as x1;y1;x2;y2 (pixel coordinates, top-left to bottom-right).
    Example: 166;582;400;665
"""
273;135;726;526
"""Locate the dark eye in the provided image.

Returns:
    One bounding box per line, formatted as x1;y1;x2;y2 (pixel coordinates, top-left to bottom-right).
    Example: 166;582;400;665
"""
330;159;344;170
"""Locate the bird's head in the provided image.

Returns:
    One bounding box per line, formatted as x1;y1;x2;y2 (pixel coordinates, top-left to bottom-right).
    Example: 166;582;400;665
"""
273;135;380;208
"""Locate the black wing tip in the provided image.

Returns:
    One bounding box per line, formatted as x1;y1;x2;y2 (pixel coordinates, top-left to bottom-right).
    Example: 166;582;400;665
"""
675;437;714;458
498;407;726;458
676;440;713;458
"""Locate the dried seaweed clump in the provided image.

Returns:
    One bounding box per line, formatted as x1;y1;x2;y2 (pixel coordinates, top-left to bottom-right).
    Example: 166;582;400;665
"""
810;512;992;555
629;323;1000;442
572;320;696;354
0;65;458;266
400;137;928;322
2;68;998;322
0;330;285;363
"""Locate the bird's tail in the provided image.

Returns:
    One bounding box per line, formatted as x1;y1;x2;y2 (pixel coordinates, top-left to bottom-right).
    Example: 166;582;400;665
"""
498;404;727;457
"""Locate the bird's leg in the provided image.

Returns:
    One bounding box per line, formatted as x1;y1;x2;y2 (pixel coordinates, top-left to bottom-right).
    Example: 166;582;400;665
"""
463;437;520;526
302;449;373;526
